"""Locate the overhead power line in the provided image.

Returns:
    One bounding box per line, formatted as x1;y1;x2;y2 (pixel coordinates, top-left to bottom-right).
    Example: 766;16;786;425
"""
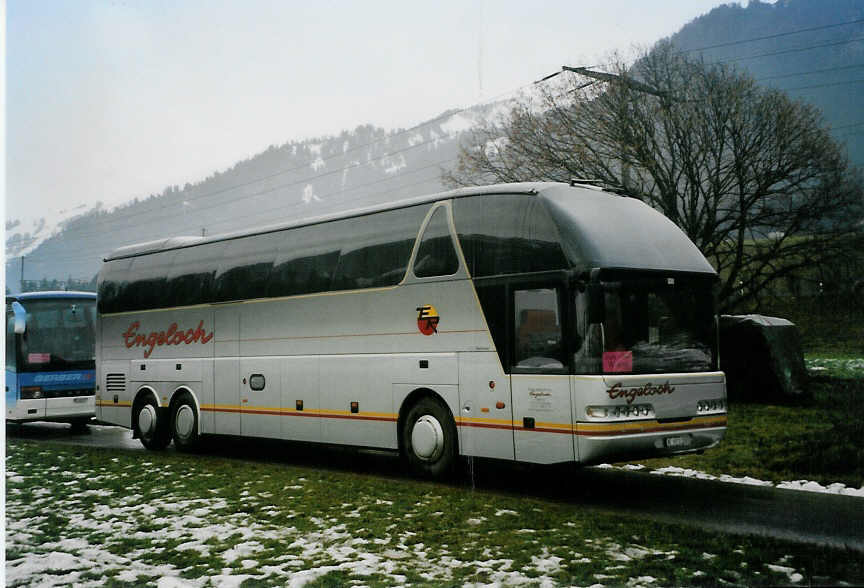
44;125;471;242
830;121;864;131
20;16;864;269
680;17;864;54
758;63;864;82
538;17;864;84
716;36;864;64
21;84;530;244
17;156;460;266
785;78;864;92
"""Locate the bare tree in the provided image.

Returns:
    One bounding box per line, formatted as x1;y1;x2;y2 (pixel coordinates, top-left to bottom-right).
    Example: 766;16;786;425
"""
444;42;864;311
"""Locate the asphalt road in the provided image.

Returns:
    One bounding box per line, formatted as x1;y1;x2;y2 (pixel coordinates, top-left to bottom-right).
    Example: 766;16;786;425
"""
7;421;864;553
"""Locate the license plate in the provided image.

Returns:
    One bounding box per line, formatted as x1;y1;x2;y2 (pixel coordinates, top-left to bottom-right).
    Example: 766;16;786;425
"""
665;436;691;449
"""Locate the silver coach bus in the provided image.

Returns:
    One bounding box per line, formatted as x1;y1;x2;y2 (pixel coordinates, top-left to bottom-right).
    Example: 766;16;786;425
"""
96;182;726;477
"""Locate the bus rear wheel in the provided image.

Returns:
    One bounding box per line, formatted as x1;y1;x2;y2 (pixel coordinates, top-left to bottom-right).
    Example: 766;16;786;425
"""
133;397;170;450
401;396;457;479
171;394;200;452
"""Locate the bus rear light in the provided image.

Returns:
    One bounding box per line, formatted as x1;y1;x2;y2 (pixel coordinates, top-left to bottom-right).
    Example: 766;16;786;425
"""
586;404;654;420
697;399;726;414
21;386;43;399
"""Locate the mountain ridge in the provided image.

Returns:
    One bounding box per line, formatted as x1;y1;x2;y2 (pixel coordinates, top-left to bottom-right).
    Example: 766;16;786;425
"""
7;0;863;291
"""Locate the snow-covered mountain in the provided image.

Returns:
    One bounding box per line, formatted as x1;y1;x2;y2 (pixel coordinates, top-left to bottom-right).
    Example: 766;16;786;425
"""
7;0;863;292
5;102;509;292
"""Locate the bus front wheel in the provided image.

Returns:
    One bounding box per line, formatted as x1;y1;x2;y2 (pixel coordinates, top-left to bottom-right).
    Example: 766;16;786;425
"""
171;394;200;452
133;397;170;450
401;396;457;479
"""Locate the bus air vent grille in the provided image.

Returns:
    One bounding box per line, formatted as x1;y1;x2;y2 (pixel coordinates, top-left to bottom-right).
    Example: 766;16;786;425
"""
105;373;126;394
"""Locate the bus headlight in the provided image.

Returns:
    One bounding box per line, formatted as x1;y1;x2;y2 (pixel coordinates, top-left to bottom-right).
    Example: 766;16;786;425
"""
21;386;43;400
586;404;654;420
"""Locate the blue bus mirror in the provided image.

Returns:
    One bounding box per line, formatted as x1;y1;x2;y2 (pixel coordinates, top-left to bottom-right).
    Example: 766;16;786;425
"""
12;301;27;334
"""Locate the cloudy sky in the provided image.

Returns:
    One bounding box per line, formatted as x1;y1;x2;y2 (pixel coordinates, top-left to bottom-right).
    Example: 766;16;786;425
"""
6;0;734;225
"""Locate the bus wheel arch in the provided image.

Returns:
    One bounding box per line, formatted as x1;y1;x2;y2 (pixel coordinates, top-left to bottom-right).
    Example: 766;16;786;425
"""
398;389;458;479
170;387;201;452
132;387;171;450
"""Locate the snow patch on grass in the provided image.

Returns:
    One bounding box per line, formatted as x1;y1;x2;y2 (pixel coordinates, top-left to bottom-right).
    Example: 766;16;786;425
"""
598;464;864;498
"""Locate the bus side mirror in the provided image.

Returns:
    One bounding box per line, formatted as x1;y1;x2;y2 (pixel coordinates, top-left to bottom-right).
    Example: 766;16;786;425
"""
587;284;604;324
12;301;27;334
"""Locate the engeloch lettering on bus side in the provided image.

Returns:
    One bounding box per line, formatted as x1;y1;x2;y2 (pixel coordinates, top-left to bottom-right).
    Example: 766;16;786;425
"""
122;321;214;358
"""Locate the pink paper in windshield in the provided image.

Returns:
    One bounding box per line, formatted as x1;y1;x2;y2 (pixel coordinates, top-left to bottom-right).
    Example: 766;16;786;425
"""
603;351;632;373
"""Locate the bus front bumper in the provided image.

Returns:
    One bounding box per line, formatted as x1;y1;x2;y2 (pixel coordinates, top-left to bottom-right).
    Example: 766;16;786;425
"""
576;420;727;465
7;396;95;423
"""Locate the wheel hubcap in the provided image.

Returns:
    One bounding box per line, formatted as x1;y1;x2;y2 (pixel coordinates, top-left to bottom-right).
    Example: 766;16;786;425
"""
175;405;195;440
411;415;444;461
138;405;157;438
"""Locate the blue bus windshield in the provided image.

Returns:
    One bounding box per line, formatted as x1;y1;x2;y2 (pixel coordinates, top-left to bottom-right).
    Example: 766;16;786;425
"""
10;299;97;373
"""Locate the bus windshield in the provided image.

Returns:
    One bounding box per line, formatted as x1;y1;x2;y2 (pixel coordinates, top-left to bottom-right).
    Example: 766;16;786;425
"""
15;299;97;373
576;273;717;374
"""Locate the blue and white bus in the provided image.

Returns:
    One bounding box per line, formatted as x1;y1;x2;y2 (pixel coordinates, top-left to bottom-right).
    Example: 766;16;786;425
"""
6;291;97;430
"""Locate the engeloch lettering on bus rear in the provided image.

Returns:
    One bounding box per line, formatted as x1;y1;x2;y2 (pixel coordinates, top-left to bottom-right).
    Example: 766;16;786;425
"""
122;321;214;358
606;381;676;405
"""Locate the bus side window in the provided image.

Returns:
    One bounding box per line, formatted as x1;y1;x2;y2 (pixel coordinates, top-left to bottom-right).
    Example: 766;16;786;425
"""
573;289;601;374
332;205;428;291
98;257;133;314
414;206;459;278
269;224;342;297
475;283;508;369
124;251;176;311
215;234;279;302
513;288;564;371
167;241;226;306
453;194;568;278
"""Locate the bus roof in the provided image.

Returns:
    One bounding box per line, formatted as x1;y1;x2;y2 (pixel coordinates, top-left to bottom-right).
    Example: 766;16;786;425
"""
102;181;715;275
7;291;97;303
103;183;547;261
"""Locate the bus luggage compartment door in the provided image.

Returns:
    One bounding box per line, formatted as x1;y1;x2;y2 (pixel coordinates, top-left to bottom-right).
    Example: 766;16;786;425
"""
457;352;513;461
240;357;282;439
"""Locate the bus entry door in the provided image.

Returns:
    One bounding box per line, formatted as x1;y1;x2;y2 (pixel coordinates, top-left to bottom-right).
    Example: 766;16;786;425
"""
511;375;574;463
510;285;575;464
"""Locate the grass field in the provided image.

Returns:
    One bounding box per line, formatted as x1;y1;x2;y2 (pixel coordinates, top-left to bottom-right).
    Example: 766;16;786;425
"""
6;439;864;587
630;376;864;489
6;300;862;586
757;296;863;357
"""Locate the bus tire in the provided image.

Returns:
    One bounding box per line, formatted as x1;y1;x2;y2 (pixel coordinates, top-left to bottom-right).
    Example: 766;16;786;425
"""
401;396;457;479
171;394;200;452
133;396;170;450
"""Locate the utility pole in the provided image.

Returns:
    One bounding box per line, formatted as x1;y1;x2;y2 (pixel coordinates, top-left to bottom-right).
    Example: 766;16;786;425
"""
560;66;668;99
537;65;668;99
536;65;676;195
20;256;24;292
